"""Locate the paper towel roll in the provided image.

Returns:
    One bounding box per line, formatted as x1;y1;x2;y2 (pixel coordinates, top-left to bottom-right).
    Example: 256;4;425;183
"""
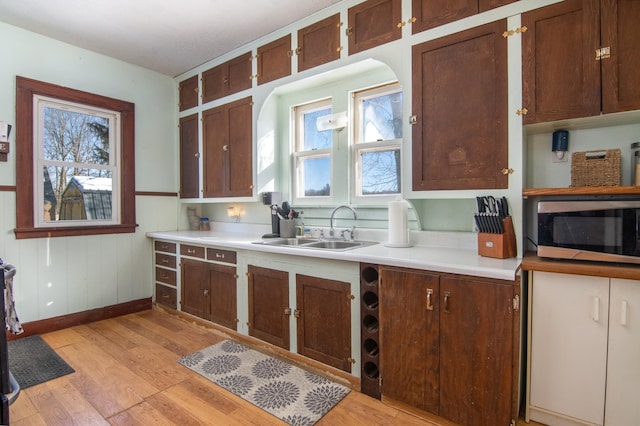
386;198;412;247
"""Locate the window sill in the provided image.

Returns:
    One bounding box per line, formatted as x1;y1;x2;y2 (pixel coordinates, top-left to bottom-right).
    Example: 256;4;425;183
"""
14;223;138;239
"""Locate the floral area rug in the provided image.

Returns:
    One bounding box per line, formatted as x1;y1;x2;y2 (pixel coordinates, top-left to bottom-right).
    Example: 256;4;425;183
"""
178;340;350;425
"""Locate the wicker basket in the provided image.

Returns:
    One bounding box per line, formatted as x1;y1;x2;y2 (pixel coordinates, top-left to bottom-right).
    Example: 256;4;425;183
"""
571;149;621;187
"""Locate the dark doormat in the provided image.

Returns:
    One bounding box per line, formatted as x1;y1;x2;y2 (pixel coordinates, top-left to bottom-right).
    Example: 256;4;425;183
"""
8;335;75;389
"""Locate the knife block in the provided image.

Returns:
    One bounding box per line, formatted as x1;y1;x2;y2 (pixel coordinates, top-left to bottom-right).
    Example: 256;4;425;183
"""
477;216;517;259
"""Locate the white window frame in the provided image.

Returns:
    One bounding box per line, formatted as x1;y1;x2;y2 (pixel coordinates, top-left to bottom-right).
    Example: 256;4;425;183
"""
351;82;402;204
33;95;121;228
292;98;333;204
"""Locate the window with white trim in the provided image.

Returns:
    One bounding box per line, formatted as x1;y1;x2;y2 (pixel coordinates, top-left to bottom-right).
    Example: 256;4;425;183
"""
15;76;136;239
293;99;333;199
352;83;402;200
34;96;120;227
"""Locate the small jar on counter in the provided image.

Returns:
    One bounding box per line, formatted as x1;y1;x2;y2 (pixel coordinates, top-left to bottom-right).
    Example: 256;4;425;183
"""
199;217;210;231
632;142;640;186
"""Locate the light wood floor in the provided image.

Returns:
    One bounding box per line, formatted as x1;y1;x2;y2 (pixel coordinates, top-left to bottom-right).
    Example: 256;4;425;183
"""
9;309;536;425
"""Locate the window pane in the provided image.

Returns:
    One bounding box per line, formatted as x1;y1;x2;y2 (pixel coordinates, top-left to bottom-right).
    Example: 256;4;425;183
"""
362;92;403;143
361;149;400;195
43;167;113;222
43;106;110;164
300;156;330;196
303;108;332;150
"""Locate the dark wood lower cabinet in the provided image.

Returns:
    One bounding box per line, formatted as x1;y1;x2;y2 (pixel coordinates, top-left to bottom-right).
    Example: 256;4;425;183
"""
296;274;351;373
379;266;519;425
247;265;290;349
181;259;238;330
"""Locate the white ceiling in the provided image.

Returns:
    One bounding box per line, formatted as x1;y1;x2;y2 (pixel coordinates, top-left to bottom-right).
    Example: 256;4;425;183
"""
0;0;343;77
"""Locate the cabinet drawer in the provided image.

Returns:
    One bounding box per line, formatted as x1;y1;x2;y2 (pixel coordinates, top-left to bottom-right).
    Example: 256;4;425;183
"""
155;267;176;286
181;244;205;258
155;253;176;269
207;248;237;264
155;283;177;309
154;240;176;253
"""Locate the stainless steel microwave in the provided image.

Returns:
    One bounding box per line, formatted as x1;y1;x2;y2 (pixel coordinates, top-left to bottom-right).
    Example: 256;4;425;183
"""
537;200;640;264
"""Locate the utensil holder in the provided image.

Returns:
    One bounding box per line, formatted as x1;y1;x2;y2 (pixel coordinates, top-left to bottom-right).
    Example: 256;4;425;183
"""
477;216;517;259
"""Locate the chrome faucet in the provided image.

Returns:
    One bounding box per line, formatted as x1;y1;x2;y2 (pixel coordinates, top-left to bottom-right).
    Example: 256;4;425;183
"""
329;205;357;238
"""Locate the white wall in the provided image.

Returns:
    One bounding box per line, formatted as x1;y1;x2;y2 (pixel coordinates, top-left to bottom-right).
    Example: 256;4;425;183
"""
0;22;179;323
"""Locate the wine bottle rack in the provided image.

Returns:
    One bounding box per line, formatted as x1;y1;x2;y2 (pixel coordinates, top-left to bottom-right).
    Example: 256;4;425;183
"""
360;263;380;399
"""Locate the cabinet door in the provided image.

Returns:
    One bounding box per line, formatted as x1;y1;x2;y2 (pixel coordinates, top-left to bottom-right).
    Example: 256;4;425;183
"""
412;0;516;33
379;267;440;414
601;0;640;114
178;75;198;111
248;265;290;349
522;0;600;124
605;278;640;425
530;271;608;425
297;13;341;72
439;275;515;426
412;19;507;190
201;52;252;103
226;96;253;197
202;96;252;198
348;0;401;55
411;0;476;33
181;259;209;319
202;105;226;198
208;263;237;330
296;274;351;372
257;34;291;85
179;113;199;199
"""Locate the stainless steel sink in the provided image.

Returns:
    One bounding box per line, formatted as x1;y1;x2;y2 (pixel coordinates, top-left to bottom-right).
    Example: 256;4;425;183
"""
302;240;375;251
253;238;319;246
252;238;376;251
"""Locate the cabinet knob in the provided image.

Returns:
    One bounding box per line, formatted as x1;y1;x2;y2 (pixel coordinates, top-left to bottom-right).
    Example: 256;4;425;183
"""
223;145;229;151
204;289;209;296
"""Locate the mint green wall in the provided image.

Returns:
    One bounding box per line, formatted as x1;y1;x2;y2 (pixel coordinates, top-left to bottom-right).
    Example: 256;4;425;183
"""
0;22;178;322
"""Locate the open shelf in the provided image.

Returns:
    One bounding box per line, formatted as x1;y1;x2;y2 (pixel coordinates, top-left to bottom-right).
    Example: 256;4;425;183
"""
523;186;640;197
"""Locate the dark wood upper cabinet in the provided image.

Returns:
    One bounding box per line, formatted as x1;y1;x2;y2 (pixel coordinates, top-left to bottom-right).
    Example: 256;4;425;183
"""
257;34;292;85
201;51;252;103
412;19;508;191
178;75;198;111
248;265;290;350
522;0;600;124
296;274;352;372
411;0;516;34
297;13;341;72
347;0;402;55
179;113;199;199
522;0;639;124
202;96;253;198
600;0;640;114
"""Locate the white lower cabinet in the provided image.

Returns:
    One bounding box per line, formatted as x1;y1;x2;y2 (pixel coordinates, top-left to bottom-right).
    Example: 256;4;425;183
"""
527;271;640;426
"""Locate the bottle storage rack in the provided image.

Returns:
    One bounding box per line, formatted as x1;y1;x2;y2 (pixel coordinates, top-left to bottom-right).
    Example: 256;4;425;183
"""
360;263;380;399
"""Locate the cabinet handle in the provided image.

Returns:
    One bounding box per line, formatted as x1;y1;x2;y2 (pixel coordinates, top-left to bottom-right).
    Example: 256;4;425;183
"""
426;288;434;311
161;258;169;263
620;300;628;326
284;308;292;316
444;291;451;314
187;248;195;254
215;253;225;259
592;296;600;322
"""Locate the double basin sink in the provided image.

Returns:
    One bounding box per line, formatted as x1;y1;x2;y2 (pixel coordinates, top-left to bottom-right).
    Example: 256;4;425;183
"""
253;238;376;251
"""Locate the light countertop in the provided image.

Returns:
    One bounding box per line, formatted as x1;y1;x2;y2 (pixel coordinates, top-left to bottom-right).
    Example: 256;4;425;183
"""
147;224;521;281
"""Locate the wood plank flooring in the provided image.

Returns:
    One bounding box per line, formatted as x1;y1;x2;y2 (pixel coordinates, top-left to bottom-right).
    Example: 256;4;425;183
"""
9;309;536;425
